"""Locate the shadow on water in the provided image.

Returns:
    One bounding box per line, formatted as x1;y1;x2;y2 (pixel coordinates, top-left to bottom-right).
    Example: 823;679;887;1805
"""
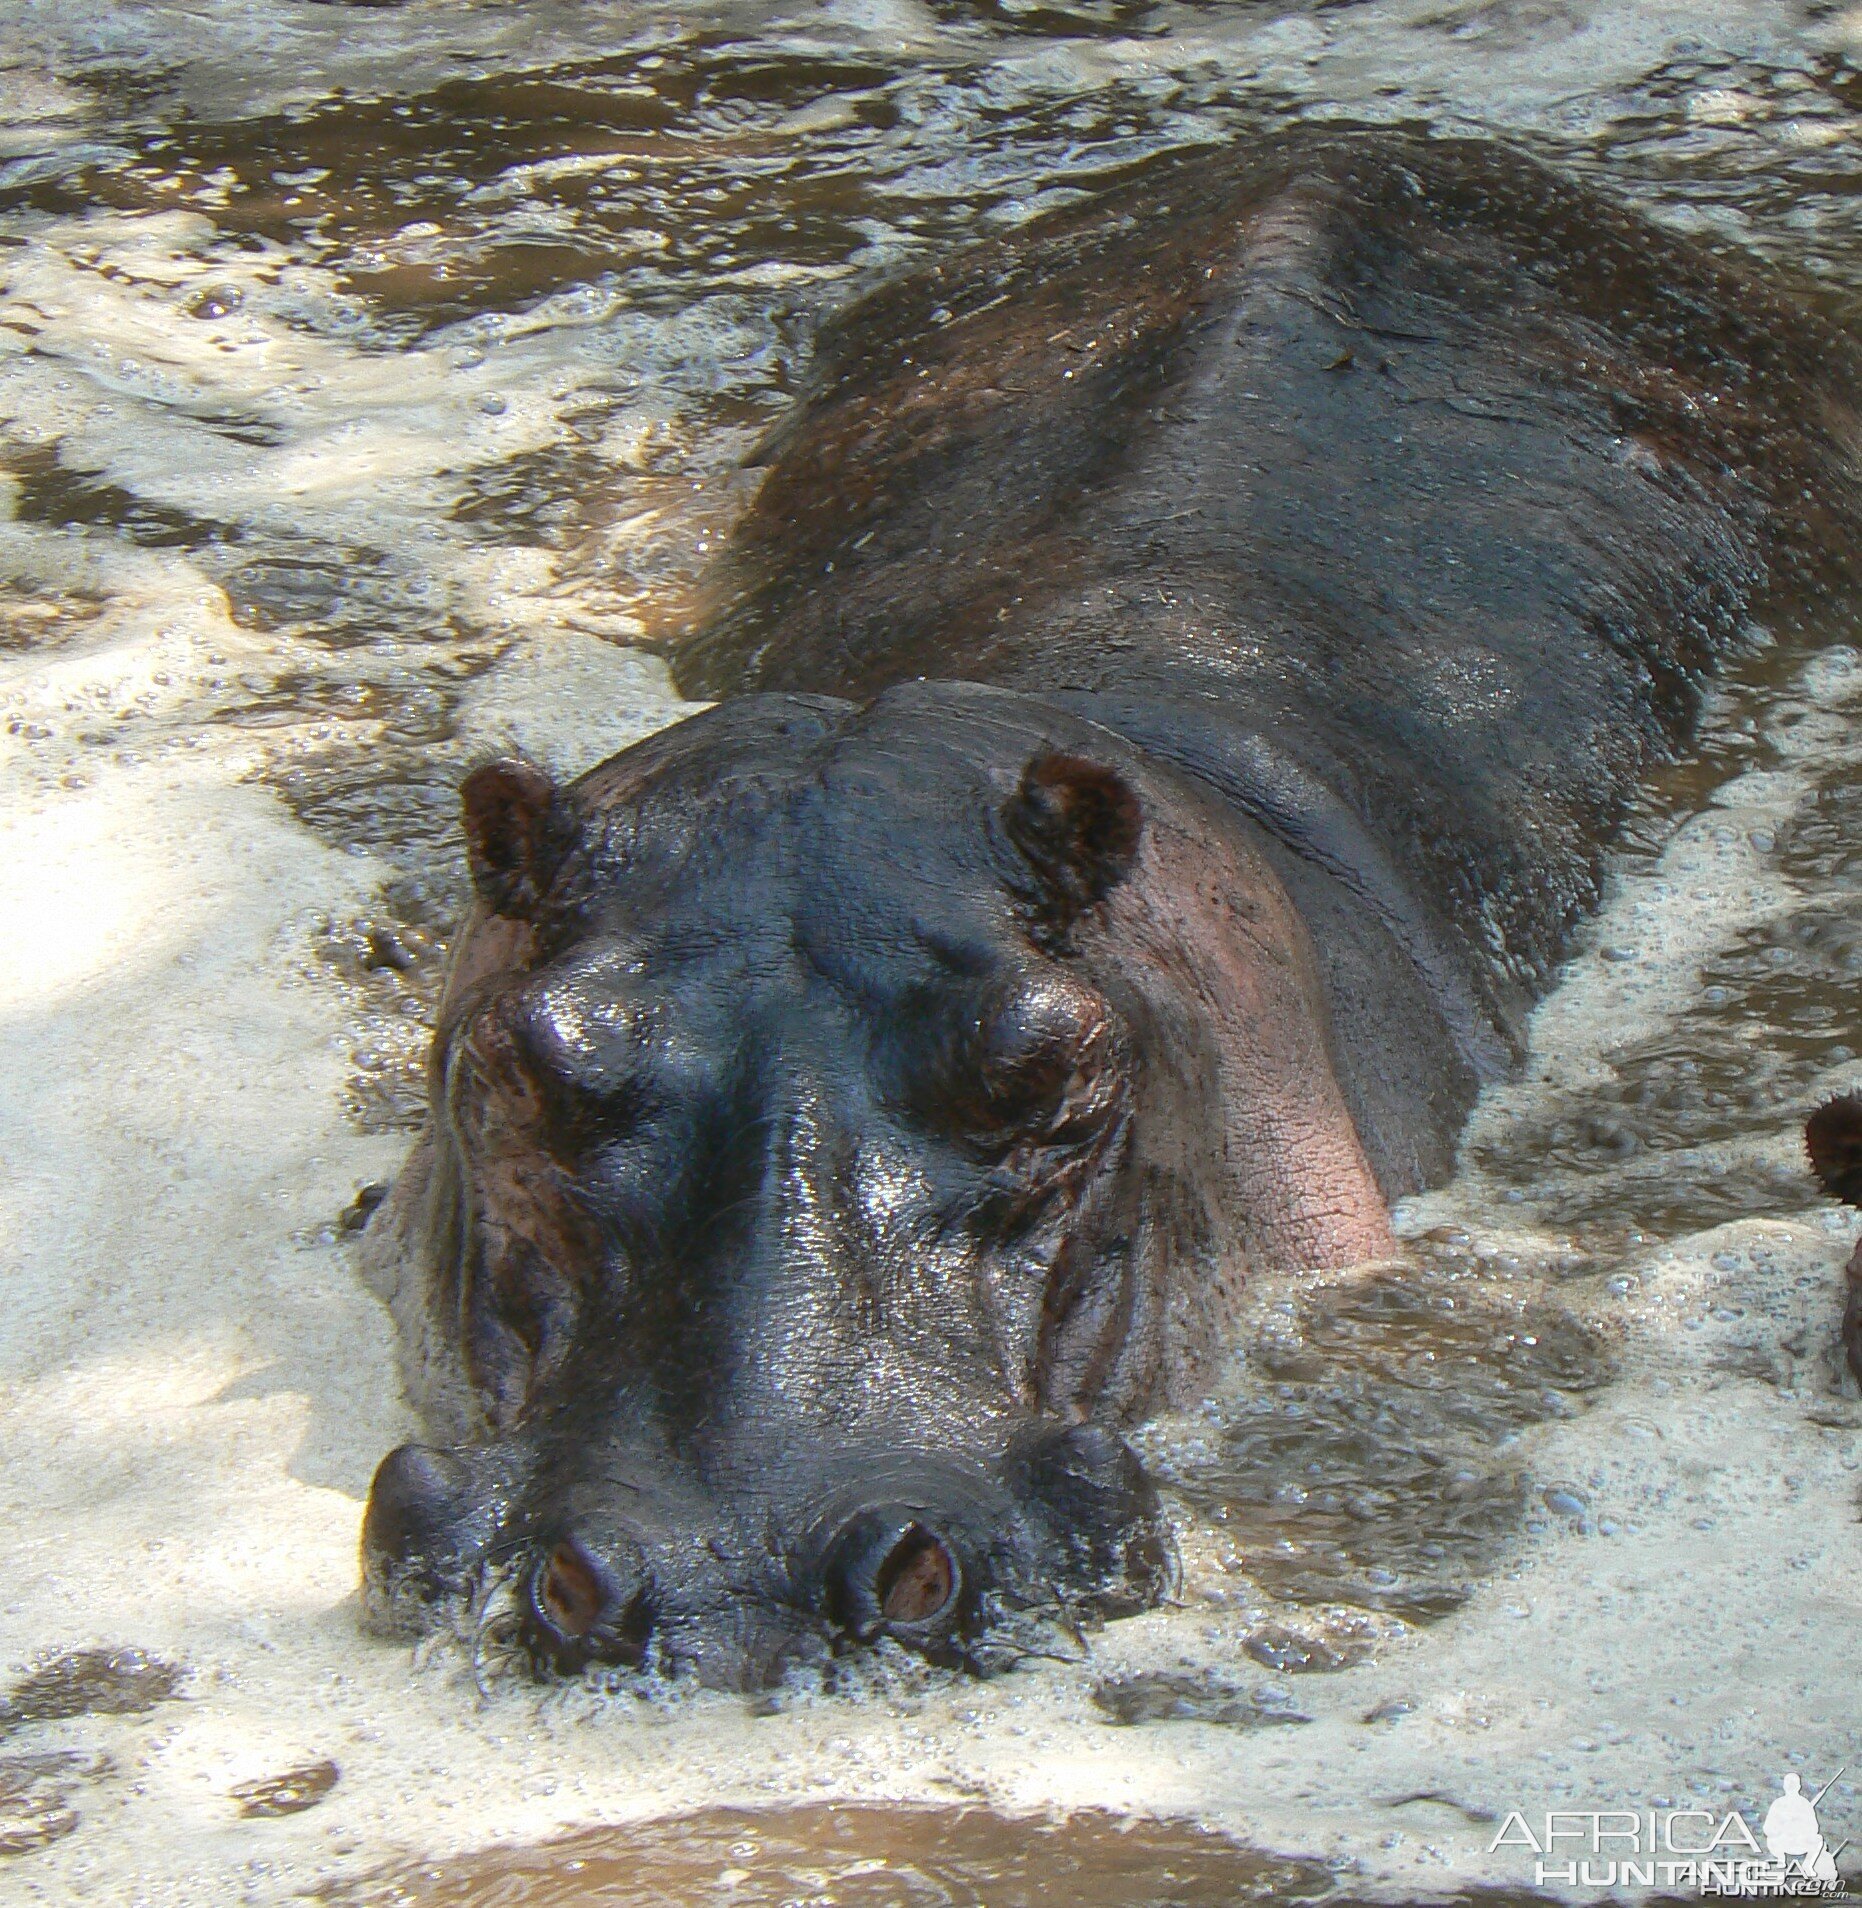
1471;609;1862;1239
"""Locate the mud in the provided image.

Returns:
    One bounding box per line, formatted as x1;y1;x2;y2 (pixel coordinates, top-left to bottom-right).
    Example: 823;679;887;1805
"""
317;1803;1339;1907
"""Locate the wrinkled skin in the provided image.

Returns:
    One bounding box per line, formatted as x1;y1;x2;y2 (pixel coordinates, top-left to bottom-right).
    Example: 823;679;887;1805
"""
360;132;1862;1689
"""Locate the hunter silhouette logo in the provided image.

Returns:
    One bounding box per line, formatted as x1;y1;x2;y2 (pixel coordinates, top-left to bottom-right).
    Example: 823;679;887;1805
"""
1765;1775;1842;1888
1491;1770;1850;1897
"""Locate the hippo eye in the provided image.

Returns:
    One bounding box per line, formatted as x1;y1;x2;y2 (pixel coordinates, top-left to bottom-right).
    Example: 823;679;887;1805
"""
958;973;1122;1141
536;1070;651;1159
504;992;651;1152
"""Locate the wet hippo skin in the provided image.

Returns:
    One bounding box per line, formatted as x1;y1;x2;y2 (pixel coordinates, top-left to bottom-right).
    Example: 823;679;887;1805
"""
1808;1094;1862;1388
360;132;1862;1688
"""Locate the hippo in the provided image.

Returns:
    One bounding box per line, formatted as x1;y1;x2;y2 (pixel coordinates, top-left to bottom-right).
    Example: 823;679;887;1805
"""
1808;1093;1862;1388
358;130;1862;1689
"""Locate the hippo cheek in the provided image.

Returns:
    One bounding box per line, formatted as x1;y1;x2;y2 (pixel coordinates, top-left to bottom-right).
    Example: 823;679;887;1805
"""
359;1441;523;1637
1008;1422;1177;1618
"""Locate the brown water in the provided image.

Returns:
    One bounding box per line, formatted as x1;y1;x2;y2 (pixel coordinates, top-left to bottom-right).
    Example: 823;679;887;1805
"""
4;2;1862;1903
319;1804;1337;1908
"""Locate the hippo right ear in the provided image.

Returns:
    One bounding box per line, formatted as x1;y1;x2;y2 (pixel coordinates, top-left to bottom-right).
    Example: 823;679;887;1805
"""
460;760;580;921
1002;752;1144;935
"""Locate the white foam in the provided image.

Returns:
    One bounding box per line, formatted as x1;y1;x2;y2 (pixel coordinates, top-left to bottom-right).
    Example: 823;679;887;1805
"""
455;632;692;781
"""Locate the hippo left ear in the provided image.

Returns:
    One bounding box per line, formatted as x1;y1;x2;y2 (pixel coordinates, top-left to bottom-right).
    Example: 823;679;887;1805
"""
460;759;581;921
1002;752;1143;931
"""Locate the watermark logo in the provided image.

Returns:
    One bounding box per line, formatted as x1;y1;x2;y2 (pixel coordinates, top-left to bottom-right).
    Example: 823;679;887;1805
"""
1491;1771;1849;1898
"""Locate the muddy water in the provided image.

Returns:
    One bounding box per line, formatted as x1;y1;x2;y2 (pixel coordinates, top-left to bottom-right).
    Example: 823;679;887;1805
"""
318;1805;1340;1907
5;2;1862;1904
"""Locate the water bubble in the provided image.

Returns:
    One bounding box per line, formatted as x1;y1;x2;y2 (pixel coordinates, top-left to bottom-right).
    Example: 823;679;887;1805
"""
186;285;244;319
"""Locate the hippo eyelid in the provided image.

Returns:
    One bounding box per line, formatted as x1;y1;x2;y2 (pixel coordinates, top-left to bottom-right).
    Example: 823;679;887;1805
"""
515;984;650;1073
495;990;676;1129
967;996;1127;1145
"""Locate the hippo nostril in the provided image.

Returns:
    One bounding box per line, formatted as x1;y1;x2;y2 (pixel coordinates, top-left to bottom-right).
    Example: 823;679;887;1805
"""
825;1508;968;1647
536;1541;606;1640
523;1535;652;1674
875;1525;958;1626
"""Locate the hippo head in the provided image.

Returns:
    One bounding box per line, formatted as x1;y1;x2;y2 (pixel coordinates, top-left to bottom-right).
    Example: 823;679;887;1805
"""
361;683;1390;1687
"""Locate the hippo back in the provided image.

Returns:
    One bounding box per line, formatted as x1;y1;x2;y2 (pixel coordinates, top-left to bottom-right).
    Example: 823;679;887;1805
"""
676;132;1862;1188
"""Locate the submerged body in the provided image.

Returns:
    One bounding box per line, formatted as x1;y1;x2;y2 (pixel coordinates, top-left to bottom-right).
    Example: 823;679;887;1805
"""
361;132;1862;1688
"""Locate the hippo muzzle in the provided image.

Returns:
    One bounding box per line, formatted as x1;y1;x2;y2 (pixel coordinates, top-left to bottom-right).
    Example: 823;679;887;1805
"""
362;1422;1173;1688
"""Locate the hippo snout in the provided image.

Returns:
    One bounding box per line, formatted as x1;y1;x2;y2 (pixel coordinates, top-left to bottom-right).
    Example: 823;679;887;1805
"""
802;1432;1173;1669
359;1422;1174;1691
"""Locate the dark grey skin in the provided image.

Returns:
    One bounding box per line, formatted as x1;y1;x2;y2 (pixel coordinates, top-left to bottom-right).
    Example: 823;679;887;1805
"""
1808;1094;1862;1389
359;132;1862;1690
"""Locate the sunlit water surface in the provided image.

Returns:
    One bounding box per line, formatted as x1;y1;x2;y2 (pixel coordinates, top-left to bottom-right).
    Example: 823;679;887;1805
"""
3;2;1862;1903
